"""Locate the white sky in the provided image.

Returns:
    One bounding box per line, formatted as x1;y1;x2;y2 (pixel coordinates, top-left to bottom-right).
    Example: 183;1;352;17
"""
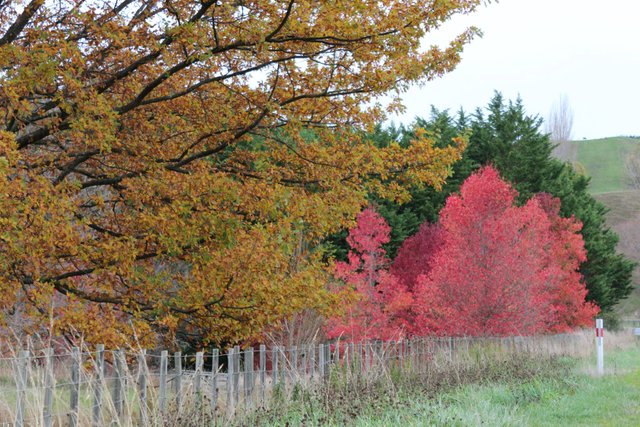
392;0;640;140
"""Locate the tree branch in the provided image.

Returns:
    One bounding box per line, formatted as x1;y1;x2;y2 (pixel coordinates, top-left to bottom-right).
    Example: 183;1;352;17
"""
0;0;44;47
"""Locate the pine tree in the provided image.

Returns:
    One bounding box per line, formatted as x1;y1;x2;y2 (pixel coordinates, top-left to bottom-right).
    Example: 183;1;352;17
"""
368;93;635;313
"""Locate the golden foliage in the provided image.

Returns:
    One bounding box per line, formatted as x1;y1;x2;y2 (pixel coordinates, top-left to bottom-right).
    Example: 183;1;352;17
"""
0;0;477;347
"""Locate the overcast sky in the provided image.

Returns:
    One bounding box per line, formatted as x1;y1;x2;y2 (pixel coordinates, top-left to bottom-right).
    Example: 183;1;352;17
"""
392;0;640;140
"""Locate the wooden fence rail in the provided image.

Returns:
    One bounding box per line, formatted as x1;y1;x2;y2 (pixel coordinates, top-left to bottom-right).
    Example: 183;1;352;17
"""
0;333;593;426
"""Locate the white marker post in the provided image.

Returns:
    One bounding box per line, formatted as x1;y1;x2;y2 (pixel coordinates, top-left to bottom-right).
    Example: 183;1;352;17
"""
596;318;604;376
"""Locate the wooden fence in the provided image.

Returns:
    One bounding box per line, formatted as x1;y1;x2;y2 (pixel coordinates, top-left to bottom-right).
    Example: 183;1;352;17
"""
0;333;592;426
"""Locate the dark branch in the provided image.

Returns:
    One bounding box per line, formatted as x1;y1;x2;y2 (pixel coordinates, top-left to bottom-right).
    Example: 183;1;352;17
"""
0;0;44;47
265;0;295;41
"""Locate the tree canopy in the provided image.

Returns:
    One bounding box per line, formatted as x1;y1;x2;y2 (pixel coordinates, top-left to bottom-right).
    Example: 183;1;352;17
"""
408;167;597;336
368;93;635;313
328;168;597;340
0;0;481;347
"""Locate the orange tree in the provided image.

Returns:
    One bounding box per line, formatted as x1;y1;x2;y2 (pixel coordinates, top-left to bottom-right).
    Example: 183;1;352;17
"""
0;0;478;347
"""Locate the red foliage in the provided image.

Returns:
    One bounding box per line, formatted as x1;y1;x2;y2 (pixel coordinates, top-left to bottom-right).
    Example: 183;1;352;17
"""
395;167;597;336
332;168;598;339
533;193;599;332
391;222;445;291
327;208;413;342
413;167;552;335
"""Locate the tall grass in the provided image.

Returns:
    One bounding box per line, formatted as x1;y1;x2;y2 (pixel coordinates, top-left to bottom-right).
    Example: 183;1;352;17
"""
0;329;633;426
239;330;635;426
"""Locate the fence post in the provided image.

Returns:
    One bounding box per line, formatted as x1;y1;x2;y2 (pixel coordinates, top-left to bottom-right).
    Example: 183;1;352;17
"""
310;344;316;379
349;343;355;373
259;345;266;407
290;345;297;384
271;346;278;388
449;337;454;361
174;351;182;413
279;346;286;388
344;343;349;371
325;344;331;378
233;345;241;405
138;350;148;426
394;340;400;367
369;341;375;370
244;347;254;408
596;318;604;376
70;347;80;427
113;349;125;419
410;339;416;372
195;351;204;407
300;346;308;383
318;344;327;381
159;350;168;414
14;350;28;427
211;348;219;411
364;341;371;372
43;348;54;427
227;347;235;416
92;344;105;427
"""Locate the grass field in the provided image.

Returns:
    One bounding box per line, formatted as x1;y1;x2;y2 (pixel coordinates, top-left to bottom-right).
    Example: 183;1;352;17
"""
573;137;639;194
326;342;640;426
247;335;639;426
593;190;640;227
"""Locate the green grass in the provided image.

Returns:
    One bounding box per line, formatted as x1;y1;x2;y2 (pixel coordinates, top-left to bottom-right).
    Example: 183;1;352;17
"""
247;343;640;427
344;345;640;427
573;137;639;194
516;345;640;427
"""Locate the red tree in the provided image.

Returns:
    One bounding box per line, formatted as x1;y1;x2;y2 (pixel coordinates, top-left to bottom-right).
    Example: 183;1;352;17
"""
333;168;597;339
405;167;597;336
389;222;445;330
534;194;599;332
391;222;445;291
327;208;412;341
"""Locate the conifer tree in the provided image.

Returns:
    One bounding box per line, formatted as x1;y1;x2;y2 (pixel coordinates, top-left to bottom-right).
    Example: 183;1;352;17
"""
369;93;634;312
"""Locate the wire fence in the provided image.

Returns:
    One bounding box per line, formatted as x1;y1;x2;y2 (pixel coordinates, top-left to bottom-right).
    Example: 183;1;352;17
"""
0;332;598;426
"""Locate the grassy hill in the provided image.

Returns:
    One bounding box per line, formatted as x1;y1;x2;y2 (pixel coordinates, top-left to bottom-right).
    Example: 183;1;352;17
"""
554;136;640;316
554;136;640;194
577;137;639;194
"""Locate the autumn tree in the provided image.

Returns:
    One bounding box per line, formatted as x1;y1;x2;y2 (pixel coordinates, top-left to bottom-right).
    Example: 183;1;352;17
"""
412;167;552;336
326;208;412;342
533;193;599;332
0;1;480;347
399;167;597;336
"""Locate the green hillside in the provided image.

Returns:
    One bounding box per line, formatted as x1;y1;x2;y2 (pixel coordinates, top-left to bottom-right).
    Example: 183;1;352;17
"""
561;137;640;316
593;190;640;317
575;137;639;194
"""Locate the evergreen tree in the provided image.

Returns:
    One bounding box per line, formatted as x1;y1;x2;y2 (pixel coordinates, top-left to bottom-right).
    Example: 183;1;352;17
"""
372;109;475;259
367;92;635;312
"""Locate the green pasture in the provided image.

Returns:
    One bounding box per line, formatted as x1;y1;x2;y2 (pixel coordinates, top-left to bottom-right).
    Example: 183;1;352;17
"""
573;137;639;194
275;343;640;426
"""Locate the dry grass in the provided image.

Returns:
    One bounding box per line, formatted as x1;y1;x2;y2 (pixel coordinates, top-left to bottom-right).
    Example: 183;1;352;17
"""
0;330;632;426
